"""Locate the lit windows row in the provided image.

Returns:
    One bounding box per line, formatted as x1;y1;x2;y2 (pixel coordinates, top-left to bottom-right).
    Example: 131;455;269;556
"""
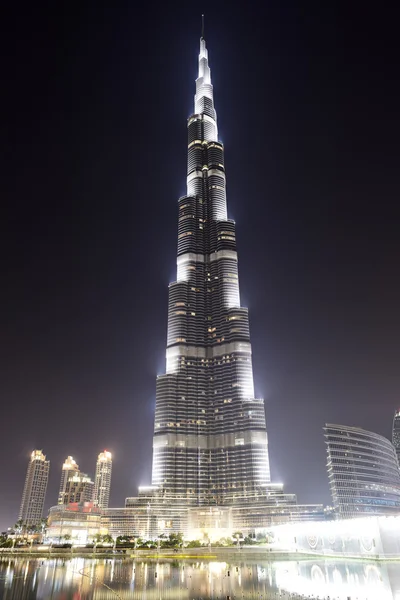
156;420;207;428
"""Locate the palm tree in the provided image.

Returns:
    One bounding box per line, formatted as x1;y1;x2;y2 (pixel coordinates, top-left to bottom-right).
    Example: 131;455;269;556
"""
40;518;48;534
102;534;114;545
14;519;24;536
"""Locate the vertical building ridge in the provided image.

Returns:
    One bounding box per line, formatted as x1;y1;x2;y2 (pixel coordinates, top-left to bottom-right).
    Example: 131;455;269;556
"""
393;409;400;467
151;35;270;506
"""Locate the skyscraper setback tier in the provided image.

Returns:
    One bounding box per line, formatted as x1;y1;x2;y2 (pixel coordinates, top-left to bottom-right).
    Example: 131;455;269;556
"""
152;36;270;505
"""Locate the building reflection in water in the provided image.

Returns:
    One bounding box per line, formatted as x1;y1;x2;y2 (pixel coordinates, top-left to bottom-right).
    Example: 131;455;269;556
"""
0;556;399;599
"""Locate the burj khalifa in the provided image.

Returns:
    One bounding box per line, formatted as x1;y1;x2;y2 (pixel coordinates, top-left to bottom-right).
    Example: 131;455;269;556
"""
151;32;271;507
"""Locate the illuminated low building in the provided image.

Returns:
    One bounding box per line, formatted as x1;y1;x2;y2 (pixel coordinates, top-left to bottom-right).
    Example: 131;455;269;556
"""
227;485;325;531
123;484;324;540
47;502;102;544
267;514;400;559
101;508;142;538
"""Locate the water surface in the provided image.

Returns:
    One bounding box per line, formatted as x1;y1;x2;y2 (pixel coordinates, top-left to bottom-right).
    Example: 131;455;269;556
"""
0;556;399;599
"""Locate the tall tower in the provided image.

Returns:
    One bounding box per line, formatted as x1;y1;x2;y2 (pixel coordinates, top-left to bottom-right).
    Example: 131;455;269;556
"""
58;456;79;504
152;33;270;506
393;409;400;466
19;450;50;526
94;450;112;509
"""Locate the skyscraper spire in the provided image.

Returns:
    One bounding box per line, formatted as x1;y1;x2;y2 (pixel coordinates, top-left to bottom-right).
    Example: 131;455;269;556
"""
201;14;205;40
151;33;271;506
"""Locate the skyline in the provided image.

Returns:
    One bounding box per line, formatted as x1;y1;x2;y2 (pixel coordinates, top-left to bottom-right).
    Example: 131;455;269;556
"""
3;3;400;531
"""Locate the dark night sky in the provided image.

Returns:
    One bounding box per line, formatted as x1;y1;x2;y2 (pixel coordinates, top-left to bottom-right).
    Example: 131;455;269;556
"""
2;1;400;531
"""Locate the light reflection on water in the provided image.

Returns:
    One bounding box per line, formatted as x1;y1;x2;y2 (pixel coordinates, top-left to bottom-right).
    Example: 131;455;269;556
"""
0;556;399;599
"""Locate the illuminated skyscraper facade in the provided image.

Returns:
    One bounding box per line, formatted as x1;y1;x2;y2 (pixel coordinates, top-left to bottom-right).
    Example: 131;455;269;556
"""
58;456;79;505
393;409;400;466
152;34;270;506
94;451;112;509
324;424;400;519
63;472;94;504
19;450;50;526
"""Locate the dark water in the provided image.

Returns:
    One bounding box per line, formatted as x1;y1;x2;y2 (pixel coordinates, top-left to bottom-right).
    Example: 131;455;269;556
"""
0;556;399;599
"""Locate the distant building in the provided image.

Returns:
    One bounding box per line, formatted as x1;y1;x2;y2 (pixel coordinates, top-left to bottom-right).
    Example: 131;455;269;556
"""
324;423;400;519
393;409;400;466
19;450;50;526
94;451;112;509
58;456;79;505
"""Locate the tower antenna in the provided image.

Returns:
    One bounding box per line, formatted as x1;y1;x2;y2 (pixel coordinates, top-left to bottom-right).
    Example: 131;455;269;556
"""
201;14;205;39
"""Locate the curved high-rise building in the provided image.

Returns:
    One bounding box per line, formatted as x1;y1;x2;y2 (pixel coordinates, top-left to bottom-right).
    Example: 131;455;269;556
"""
151;34;270;506
393;409;400;466
324;423;400;518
